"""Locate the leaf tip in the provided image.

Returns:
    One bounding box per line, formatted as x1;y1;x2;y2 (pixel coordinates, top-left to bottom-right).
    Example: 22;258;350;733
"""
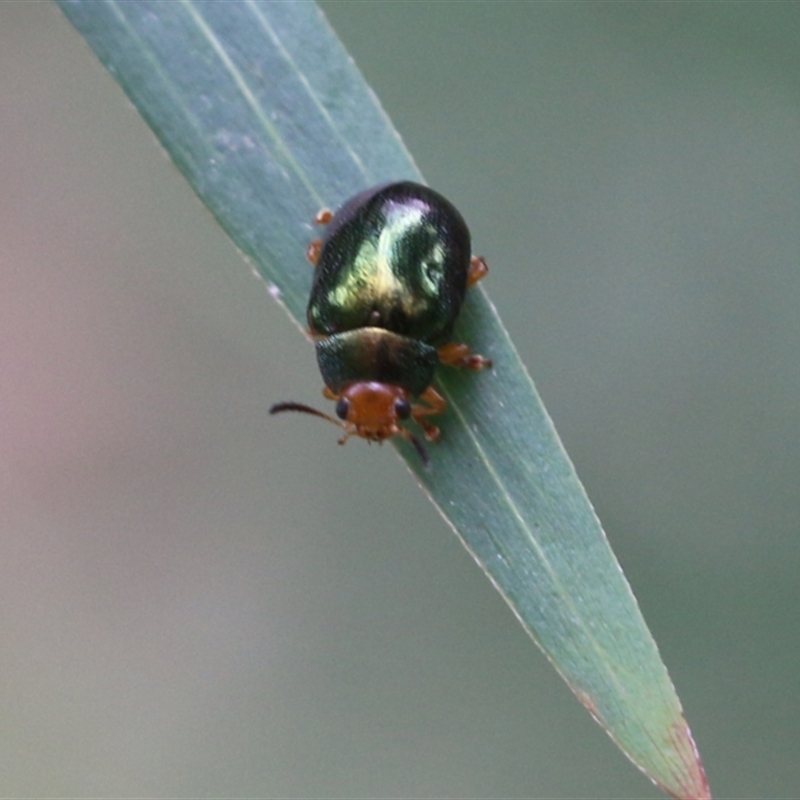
660;718;711;800
678;727;711;800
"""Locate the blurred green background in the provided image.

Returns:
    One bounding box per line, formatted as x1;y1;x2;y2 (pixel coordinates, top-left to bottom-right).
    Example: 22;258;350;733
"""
1;2;798;797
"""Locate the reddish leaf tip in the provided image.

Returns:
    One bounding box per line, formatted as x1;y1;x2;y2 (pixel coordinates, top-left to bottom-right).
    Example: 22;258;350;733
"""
662;719;711;800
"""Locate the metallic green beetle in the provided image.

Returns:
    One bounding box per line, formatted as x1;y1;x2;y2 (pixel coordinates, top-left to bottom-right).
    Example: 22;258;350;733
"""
271;181;491;464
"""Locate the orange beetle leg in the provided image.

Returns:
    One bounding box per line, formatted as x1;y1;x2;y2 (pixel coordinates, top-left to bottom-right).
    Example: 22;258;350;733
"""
411;385;448;442
307;209;333;265
306;238;324;266
306;208;333;267
467;255;489;288
438;342;492;371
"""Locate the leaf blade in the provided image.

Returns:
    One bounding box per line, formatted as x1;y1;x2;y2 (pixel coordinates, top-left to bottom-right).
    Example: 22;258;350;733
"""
56;1;709;797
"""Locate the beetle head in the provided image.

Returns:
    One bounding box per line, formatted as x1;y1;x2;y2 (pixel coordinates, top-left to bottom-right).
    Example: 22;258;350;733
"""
333;382;411;441
270;381;428;465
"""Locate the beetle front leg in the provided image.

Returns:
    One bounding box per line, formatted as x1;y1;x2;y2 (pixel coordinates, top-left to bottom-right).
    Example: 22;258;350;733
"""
411;385;448;441
438;342;492;371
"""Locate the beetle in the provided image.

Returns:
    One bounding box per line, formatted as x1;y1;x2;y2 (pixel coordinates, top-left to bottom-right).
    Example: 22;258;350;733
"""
270;181;491;464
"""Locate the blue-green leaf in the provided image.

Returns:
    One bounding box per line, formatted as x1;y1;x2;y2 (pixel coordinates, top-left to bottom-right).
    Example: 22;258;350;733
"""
56;1;709;797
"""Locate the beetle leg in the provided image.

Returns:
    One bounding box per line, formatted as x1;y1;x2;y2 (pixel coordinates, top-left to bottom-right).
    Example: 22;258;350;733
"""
306;238;323;266
438;342;493;371
322;386;338;401
411;385;447;441
467;255;489;288
307;209;333;265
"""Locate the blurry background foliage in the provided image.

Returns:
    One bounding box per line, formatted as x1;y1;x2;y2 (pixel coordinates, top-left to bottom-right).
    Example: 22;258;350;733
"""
1;2;798;798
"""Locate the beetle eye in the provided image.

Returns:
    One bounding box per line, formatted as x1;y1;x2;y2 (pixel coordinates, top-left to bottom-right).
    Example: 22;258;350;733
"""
335;398;349;420
395;398;411;420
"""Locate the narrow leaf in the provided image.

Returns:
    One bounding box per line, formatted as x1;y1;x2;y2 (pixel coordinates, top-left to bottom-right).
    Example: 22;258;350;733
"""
56;1;709;797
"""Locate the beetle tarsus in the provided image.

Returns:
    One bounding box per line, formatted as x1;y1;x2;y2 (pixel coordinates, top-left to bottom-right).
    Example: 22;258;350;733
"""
306;238;323;266
467;255;489;288
437;342;492;371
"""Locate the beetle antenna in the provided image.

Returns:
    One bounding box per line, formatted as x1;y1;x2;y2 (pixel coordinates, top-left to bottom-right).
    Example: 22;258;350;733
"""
401;428;430;468
269;401;345;429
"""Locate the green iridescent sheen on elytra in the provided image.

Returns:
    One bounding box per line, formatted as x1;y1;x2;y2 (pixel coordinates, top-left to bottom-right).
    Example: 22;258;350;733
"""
308;182;471;393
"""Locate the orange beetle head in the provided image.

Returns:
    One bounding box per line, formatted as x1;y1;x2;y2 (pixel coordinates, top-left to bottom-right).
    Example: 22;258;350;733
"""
333;382;411;442
270;381;428;465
